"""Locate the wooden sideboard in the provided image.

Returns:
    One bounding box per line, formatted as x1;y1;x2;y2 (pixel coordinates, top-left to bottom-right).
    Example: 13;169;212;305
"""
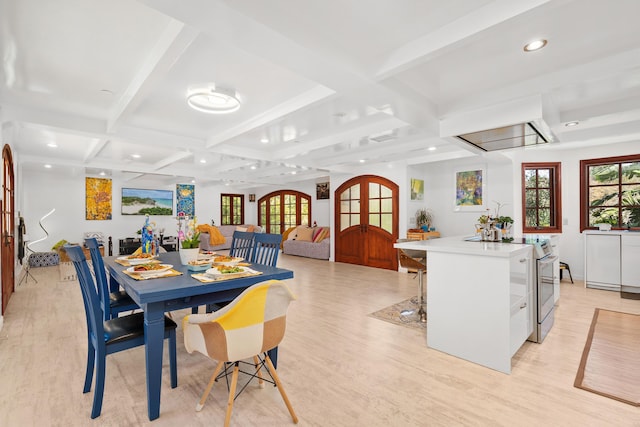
57;245;103;263
406;230;441;240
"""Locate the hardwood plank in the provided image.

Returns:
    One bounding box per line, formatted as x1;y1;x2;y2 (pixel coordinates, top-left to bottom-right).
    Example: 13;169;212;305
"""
1;257;639;426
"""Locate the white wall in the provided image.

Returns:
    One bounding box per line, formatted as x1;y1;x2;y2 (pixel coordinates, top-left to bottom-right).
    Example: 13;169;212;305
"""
409;139;640;281
17;138;640;281
20;171;254;254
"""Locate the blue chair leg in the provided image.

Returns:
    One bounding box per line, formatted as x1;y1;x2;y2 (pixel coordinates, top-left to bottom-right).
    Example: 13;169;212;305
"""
83;344;95;393
169;330;177;388
191;307;198;314
91;353;106;419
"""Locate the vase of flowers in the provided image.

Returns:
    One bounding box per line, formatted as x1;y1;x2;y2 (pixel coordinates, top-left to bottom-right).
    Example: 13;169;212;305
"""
178;215;201;265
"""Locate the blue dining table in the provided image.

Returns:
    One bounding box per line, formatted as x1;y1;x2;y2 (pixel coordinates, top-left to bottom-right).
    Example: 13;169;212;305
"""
105;251;294;421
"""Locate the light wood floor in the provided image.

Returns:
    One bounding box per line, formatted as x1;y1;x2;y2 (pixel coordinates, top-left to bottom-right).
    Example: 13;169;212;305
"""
1;255;639;426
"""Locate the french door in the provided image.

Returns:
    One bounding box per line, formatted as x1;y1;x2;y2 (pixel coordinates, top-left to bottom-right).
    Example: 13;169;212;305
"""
334;175;398;270
2;145;15;314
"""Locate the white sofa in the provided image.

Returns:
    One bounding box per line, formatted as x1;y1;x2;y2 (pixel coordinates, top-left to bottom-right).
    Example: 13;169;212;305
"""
281;225;330;260
198;224;262;252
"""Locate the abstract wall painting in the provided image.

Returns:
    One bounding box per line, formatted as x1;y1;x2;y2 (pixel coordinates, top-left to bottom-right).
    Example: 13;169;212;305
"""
410;178;424;201
454;167;486;211
176;184;195;217
85;177;112;220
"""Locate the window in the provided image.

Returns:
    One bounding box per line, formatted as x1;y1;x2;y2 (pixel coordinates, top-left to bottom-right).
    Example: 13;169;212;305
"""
220;194;244;225
258;190;311;234
580;155;640;231
522;162;562;233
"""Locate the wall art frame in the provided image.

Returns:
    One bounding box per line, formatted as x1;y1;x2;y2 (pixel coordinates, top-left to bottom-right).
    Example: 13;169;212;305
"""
121;188;173;216
453;166;487;212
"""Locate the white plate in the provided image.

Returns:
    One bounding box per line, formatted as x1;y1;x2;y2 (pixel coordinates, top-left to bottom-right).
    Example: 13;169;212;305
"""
205;266;254;278
118;255;158;265
212;256;243;266
127;264;173;276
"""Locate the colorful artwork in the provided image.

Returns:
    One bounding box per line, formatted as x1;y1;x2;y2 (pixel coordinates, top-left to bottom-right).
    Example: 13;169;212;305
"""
85;177;112;220
121;188;173;215
176;184;195;216
410;178;424;201
455;169;484;209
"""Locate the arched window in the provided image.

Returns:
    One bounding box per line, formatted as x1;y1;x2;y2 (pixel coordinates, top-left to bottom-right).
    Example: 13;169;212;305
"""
258;190;311;234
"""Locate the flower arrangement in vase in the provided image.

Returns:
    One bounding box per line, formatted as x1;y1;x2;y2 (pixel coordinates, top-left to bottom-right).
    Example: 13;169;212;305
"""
177;214;201;264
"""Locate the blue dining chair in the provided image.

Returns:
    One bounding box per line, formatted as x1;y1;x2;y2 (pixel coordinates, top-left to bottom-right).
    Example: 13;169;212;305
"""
85;237;138;321
65;244;178;419
229;231;255;260
251;233;282;267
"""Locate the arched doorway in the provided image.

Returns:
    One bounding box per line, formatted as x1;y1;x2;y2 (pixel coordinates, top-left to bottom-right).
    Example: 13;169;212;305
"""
258;190;311;234
334;175;398;270
2;144;15;314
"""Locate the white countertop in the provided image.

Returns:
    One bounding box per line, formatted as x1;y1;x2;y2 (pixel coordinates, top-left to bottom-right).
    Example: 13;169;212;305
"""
395;235;531;258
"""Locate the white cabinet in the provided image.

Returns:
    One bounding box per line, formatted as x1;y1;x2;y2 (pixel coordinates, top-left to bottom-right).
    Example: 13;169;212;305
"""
585;233;621;290
622;234;640;291
509;253;532;357
423;239;533;374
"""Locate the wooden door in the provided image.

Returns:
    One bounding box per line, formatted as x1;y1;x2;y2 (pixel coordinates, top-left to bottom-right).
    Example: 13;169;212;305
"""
334;175;398;270
2;145;15;314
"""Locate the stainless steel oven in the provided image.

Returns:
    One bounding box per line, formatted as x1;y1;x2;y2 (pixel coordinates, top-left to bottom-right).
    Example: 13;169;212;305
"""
529;240;557;343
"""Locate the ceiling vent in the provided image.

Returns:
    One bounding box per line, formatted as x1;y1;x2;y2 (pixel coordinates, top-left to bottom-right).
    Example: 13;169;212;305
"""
456;122;549;152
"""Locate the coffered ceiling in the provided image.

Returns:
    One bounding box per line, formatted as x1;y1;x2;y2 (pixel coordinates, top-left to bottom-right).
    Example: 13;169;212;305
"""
2;0;639;189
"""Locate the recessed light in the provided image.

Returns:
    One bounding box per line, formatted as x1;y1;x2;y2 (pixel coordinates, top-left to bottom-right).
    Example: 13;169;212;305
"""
565;121;579;127
250;165;257;170
291;171;297;175
359;159;365;163
523;39;547;52
99;171;106;176
191;179;196;184
260;138;269;144
131;154;141;159
428;146;437;151
44;164;52;169
199;159;207;164
47;142;57;148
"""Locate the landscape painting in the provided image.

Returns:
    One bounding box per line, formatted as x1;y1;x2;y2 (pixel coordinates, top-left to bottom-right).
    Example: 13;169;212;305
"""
121;188;173;215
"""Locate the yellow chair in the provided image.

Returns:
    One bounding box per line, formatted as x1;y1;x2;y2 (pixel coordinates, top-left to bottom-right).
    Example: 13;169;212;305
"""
183;280;298;426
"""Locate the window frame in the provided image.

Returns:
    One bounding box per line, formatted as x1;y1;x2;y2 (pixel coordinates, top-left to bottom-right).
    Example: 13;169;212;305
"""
220;193;244;225
580;154;640;231
521;162;562;233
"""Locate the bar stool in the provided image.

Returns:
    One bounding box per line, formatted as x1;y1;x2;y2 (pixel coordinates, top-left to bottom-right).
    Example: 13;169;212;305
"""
559;261;573;283
397;241;427;323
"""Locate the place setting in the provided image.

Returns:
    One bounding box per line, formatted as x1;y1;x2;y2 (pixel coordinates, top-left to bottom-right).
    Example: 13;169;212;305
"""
191;255;261;283
114;253;162;267
122;263;183;280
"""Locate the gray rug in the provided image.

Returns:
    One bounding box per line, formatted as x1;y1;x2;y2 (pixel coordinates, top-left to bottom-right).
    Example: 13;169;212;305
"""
369;296;426;331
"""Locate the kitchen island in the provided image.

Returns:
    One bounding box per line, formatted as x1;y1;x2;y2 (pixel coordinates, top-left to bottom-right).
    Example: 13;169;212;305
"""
395;236;534;374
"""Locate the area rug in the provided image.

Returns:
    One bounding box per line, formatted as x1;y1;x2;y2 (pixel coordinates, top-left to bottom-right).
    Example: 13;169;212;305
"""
369;297;426;331
574;308;640;406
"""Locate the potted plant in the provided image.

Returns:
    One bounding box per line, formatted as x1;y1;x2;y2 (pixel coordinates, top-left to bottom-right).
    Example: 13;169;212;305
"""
416;208;434;231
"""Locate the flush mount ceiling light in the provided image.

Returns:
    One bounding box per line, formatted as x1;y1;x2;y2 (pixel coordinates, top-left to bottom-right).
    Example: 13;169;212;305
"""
523;39;547;52
187;85;241;114
565;121;579;127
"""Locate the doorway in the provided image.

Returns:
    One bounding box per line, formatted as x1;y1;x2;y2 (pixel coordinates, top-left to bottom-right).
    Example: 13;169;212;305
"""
2;144;15;314
334;175;398;270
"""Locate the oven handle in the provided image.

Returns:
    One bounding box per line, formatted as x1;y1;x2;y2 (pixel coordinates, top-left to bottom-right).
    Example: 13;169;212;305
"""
538;255;558;265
